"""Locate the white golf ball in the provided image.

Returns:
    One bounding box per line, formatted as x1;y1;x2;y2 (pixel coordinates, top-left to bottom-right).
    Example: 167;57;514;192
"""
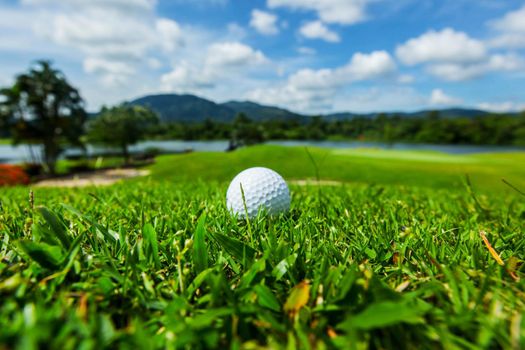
226;167;290;218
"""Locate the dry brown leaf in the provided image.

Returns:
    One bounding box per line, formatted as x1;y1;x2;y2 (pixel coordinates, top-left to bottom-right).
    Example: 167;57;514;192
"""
480;231;504;266
284;280;311;318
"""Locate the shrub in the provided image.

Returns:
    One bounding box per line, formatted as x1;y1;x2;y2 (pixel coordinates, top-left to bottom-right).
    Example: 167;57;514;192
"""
0;164;30;186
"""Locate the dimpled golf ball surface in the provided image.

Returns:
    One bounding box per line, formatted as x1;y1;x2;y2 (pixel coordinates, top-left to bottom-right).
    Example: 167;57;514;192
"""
226;167;290;218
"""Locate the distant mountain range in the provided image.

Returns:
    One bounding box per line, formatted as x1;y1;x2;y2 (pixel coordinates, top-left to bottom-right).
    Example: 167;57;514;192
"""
129;93;503;123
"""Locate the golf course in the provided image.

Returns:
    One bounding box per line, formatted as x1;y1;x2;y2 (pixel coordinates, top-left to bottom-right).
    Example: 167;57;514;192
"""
1;145;524;349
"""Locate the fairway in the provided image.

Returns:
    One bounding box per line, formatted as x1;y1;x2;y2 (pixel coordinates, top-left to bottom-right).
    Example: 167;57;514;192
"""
149;145;525;193
0;146;524;349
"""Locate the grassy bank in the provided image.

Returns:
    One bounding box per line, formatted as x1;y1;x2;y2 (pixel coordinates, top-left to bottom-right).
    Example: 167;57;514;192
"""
0;146;524;348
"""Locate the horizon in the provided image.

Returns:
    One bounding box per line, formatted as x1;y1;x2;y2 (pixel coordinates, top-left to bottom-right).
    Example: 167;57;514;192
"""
128;92;511;117
1;0;525;114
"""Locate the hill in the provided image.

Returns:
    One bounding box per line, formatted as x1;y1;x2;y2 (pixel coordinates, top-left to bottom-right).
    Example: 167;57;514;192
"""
130;94;235;122
222;101;307;122
129;94;309;123
129;93;505;123
325;108;490;120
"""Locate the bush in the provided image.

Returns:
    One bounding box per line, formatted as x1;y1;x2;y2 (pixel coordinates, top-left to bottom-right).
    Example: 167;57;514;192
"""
0;165;30;186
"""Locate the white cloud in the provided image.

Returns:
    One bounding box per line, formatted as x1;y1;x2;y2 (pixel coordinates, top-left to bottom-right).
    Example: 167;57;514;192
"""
297;46;316;55
429;89;462;105
205;42;268;67
398;74;414;84
490;5;525;33
250;9;279;35
343;51;397;80
226;23;247;40
299;21;340;43
21;0;156;12
426;53;524;81
246;51;396;112
332;87;429;113
22;0;184;88
160;62;215;91
83;58;135;76
397;28;524;81
156;18;184;52
267;0;370;25
396;28;486;65
477;101;525;113
161;42;269;93
488;5;525;48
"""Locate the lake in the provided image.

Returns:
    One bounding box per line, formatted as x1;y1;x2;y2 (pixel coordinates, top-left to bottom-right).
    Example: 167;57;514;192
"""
1;140;524;164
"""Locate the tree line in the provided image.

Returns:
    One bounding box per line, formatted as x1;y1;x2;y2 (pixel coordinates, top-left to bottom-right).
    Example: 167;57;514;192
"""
1;61;524;175
149;111;525;147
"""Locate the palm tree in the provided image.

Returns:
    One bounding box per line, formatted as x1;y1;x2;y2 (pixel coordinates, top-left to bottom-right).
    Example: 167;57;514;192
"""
0;61;86;174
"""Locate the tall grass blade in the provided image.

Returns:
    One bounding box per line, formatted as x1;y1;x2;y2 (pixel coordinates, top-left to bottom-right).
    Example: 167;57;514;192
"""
143;223;160;269
193;214;208;274
210;232;256;265
37;206;71;249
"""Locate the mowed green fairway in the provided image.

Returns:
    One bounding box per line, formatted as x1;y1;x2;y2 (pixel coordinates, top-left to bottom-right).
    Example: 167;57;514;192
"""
149;145;525;193
1;146;524;349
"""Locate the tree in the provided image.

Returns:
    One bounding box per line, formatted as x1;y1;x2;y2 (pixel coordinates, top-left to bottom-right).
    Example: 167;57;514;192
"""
88;105;159;164
0;61;86;174
228;113;265;151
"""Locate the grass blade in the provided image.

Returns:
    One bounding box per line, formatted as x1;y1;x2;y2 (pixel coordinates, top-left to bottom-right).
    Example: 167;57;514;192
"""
193;214;208;274
337;300;431;330
143;223;160;269
37;206;71;249
254;284;281;312
210;232;256;265
17;240;63;270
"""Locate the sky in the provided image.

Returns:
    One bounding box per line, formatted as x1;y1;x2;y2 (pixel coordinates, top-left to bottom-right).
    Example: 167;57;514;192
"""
1;0;525;114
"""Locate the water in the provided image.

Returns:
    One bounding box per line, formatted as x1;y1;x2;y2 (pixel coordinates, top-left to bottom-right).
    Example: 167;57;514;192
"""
1;140;523;164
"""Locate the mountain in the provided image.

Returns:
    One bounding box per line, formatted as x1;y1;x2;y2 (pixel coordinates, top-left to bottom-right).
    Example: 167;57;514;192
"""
130;94;236;122
222;101;307;122
129;93;508;123
325;108;490;120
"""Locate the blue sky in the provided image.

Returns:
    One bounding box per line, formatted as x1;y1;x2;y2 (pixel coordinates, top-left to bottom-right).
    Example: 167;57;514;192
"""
1;0;525;114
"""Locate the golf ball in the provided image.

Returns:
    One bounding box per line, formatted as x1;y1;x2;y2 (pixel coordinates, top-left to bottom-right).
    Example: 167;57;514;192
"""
226;167;290;218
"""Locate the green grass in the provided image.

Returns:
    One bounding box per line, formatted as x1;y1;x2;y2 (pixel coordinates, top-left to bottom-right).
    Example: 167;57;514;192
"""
0;146;524;349
149;145;525;193
0;138;11;145
55;157;132;174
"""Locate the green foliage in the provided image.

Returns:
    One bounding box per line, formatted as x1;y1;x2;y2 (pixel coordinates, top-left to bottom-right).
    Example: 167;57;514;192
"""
88;105;158;163
229;113;266;150
146;111;525;147
0;60;86;174
0;178;523;349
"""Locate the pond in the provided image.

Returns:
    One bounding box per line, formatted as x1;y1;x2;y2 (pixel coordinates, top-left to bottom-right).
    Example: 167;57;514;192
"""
1;140;524;164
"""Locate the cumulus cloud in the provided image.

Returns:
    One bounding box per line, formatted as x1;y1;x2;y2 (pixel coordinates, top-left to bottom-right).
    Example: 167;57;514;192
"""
396;28;486;65
246;51;396;112
156;19;184;52
161;42;269;93
21;0;156;12
299;21;340;43
429;89;462;105
205;42;267;67
426;53;524;81
160;62;216;91
477;101;525;113
267;0;370;25
250;9;279;35
488;5;525;48
23;0;184;87
397;28;524;81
